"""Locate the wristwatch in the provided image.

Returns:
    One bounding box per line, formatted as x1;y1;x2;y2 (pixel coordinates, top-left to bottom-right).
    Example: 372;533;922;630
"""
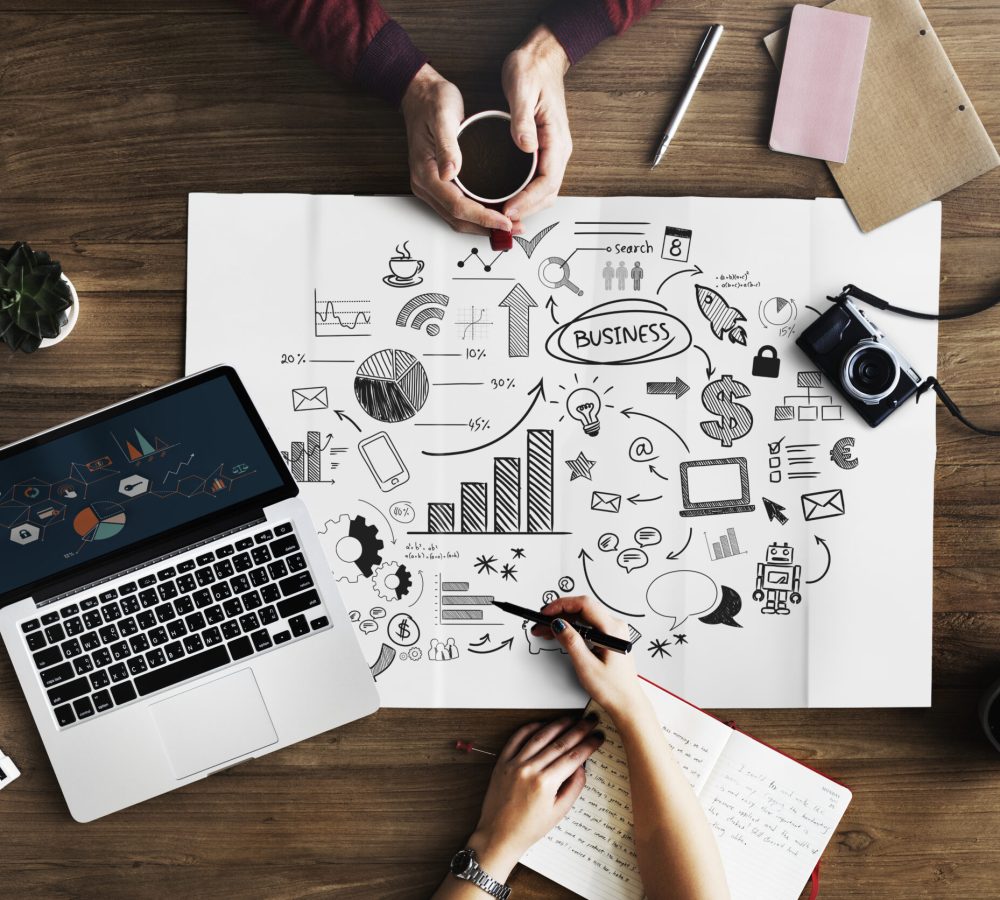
449;848;512;900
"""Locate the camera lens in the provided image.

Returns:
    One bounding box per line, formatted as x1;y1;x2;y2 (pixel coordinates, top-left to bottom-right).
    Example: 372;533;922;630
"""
841;340;900;403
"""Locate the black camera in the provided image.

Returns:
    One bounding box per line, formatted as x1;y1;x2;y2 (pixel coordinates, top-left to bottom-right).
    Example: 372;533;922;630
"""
796;297;922;427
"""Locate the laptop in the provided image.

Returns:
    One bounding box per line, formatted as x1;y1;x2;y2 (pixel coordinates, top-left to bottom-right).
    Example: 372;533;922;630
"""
0;367;379;821
678;457;756;517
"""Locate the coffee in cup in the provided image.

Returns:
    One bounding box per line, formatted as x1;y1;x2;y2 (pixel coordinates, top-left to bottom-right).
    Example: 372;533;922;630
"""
389;257;424;281
455;111;538;205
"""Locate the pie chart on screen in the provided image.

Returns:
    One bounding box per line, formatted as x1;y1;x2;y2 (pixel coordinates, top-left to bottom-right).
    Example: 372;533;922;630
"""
354;349;429;423
73;502;127;541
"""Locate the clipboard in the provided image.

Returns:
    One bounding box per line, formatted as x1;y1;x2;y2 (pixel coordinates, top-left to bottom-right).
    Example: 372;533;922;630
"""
765;0;999;232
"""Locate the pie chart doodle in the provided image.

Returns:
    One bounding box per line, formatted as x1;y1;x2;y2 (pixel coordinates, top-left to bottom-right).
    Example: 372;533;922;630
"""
73;502;127;542
354;349;429;423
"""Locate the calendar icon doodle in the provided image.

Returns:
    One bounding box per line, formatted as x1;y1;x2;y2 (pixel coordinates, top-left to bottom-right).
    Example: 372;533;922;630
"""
661;225;693;262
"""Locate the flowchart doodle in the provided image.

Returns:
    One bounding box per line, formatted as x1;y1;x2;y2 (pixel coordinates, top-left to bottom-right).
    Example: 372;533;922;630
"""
185;192;940;710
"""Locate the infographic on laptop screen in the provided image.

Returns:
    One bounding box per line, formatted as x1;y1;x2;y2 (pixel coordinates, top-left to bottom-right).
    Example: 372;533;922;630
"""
186;194;940;709
0;375;286;599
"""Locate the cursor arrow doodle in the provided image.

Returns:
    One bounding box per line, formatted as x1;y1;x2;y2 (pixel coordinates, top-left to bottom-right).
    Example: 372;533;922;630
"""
499;283;538;357
762;497;789;525
806;536;831;584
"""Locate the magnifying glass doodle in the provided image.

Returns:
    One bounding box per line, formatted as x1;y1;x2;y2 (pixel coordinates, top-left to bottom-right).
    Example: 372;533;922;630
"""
538;256;584;296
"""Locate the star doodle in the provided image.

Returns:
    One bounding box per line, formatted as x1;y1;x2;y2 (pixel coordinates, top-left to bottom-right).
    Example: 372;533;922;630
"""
511;548;526;559
500;563;518;582
648;638;671;659
474;555;498;575
673;634;688;645
565;451;597;481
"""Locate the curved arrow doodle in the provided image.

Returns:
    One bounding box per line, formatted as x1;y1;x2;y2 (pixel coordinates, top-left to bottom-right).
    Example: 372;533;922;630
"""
656;264;704;295
545;295;559;324
667;527;693;560
359;498;395;545
806;536;831;584
579;549;645;618
469;637;515;654
335;410;363;433
627;494;662;505
469;634;491;647
423;379;546;457
692;344;716;378
620;407;690;453
648;464;670;481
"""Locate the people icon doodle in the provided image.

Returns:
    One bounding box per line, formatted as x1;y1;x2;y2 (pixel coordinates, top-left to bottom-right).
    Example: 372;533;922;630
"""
428;637;459;661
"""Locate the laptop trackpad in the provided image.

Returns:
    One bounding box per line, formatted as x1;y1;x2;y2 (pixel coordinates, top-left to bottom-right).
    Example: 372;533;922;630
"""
151;669;278;779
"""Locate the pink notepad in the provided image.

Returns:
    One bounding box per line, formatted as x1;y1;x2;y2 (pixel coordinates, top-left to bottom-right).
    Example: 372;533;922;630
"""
770;4;870;164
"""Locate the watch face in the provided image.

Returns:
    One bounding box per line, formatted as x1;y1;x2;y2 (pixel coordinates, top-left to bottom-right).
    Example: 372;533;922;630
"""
451;849;473;875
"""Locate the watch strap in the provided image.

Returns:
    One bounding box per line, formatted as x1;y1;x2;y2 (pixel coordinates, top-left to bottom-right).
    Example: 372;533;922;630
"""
468;864;511;900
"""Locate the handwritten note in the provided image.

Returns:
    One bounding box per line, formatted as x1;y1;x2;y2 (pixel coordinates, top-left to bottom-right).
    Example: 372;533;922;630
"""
522;680;851;900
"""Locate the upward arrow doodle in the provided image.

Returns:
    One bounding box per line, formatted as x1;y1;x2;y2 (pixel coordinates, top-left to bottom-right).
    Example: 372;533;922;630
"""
499;283;538;358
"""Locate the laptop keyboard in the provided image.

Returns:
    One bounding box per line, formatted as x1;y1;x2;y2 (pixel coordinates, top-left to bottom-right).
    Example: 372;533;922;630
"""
18;521;331;729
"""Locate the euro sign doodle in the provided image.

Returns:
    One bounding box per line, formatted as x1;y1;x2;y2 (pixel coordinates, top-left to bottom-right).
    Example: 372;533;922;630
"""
700;374;753;447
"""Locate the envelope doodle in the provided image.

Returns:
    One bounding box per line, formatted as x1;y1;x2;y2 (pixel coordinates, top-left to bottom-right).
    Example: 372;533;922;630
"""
292;386;329;412
591;491;622;514
800;489;845;521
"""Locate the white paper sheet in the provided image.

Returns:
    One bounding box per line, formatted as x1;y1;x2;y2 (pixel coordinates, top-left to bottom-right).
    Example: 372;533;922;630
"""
185;194;938;708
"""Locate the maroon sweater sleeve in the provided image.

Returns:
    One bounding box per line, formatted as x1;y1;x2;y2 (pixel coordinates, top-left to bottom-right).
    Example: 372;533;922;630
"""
242;0;427;107
540;0;665;65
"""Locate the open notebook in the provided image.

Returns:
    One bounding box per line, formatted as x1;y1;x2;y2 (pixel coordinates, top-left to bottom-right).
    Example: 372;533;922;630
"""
522;678;851;900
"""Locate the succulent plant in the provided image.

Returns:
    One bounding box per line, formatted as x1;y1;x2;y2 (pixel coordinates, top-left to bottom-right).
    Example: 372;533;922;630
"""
0;242;74;353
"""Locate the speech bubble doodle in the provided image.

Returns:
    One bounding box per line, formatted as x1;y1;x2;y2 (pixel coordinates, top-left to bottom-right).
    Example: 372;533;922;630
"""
617;548;649;574
360;619;378;634
558;576;575;593
629;437;657;462
389;501;416;524
698;585;743;628
545;298;693;366
598;533;619;552
646;570;718;630
349;609;362;622
634;526;662;547
370;606;386;619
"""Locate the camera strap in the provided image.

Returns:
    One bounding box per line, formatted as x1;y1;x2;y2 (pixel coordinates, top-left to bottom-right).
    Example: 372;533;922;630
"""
828;285;1000;437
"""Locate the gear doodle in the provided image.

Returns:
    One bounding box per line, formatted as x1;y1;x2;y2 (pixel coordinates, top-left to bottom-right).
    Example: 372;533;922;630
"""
320;514;384;582
372;561;414;602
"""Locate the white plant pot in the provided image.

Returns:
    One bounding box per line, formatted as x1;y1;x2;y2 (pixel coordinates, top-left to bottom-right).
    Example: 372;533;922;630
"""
38;274;80;349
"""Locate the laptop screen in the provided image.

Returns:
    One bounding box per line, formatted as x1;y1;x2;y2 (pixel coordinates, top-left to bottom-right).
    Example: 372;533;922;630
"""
0;368;293;606
684;460;747;506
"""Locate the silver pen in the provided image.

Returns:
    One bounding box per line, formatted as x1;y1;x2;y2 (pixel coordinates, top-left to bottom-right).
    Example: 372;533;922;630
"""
651;24;724;168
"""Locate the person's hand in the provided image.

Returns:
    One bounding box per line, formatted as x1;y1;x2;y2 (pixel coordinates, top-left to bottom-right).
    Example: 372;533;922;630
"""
501;25;572;225
466;715;605;878
401;64;514;236
533;595;645;719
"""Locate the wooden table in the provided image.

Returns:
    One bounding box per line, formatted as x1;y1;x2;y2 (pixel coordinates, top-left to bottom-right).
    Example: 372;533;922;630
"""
1;1;998;896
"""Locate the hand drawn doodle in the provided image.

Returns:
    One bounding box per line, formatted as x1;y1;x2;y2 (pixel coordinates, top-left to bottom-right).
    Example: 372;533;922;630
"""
558;576;575;592
629;437;658;463
348;610;361;623
291;386;329;413
389;501;415;524
359;431;410;492
694;285;747;346
396;293;450;336
751;346;781;378
574;220;650;238
698;585;743;627
438;577;503;626
538;256;584;296
513;221;558;258
313;290;372;338
566;387;603;436
591;492;622;514
673;633;688;644
598;533;618;552
627;624;643;643
801;489;846;521
774;371;843;422
753;543;802;614
407;647;423;661
785;443;820;480
282;432;347;484
524;620;568;655
359;620;378;634
387;612;420;647
454;306;492;341
457;246;504;273
372;562;414;601
631;261;645;291
635;527;661;547
354;349;429;423
511;548;526;559
617;547;648;573
429;637;460;660
319;514;384;582
542;590;559;604
666;527;693;559
469;635;515;654
646;570;718;630
762;497;789;525
768;436;784;482
498;283;538;357
679;458;755;517
475;555;498;575
831;437;859;470
700;374;753;447
647;378;689;399
384;241;425;287
546;299;692;366
370;607;386;619
704;527;746;561
648;637;672;658
369;643;396;680
758;296;797;331
806;536;832;584
578;549;645;618
661;226;693;262
500;564;518;582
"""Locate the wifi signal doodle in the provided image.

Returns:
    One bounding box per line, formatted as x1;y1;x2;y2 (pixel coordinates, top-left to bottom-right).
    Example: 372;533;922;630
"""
396;293;450;336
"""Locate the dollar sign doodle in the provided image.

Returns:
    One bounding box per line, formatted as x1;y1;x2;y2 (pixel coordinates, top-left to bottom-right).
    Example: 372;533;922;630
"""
396;618;411;640
700;374;753;447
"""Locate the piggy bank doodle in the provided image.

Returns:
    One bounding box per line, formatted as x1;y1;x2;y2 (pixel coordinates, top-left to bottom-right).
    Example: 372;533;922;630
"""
523;619;568;656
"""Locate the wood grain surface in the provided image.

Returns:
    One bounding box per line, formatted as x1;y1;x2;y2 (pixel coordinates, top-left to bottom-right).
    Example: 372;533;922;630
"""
1;1;999;897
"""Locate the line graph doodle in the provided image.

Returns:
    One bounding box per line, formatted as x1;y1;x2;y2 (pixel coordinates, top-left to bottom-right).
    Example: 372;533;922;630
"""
455;306;493;341
162;454;195;483
313;290;372;337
